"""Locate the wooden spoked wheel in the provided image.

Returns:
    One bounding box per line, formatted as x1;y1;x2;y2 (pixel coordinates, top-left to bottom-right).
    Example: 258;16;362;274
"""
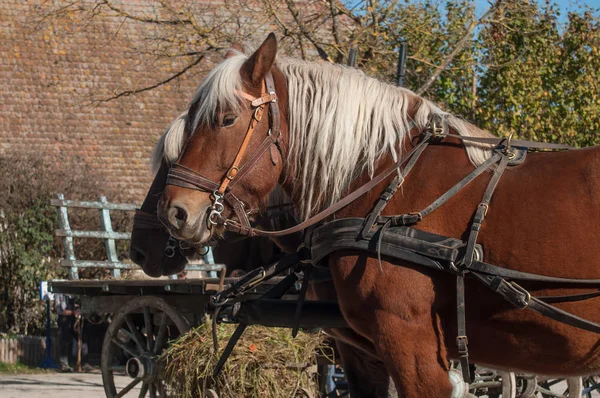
528;376;583;397
449;362;516;398
465;367;516;398
101;296;190;398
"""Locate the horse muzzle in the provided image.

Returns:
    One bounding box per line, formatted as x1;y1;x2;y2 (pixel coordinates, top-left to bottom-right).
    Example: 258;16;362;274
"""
159;196;213;244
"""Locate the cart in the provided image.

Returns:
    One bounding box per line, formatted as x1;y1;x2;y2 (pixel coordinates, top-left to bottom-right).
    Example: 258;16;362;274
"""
47;194;347;397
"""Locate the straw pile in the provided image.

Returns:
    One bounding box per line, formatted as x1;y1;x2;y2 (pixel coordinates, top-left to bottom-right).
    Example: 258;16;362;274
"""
161;323;331;397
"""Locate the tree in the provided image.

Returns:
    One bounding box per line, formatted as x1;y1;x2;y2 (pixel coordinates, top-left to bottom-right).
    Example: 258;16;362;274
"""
36;0;598;147
477;0;599;146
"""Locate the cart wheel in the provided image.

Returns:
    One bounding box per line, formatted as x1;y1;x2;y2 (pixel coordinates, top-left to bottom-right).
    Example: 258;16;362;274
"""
532;376;582;397
458;364;515;398
101;296;190;398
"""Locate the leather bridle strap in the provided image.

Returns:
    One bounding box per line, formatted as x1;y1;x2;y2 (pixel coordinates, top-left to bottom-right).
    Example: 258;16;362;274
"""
166;71;281;232
217;79;269;197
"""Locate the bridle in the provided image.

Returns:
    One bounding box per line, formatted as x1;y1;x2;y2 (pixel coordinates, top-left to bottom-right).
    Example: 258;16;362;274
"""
166;71;283;235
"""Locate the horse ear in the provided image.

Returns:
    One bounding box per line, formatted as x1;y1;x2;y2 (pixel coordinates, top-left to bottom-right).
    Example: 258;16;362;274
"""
241;33;277;86
225;43;244;59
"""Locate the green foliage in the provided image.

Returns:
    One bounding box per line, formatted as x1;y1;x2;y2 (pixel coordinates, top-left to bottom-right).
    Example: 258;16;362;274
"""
0;361;50;374
0;197;57;335
476;1;599;146
344;0;599;147
0;156;129;335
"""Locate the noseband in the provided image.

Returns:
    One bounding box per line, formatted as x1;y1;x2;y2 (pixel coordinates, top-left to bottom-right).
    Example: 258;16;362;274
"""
166;71;283;234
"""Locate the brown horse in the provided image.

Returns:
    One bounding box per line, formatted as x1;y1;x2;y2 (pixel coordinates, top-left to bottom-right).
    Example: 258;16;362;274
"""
131;140;398;397
158;34;600;396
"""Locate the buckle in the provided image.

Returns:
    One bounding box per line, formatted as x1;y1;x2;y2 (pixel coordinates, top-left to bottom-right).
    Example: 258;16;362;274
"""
226;166;239;180
510;282;531;309
456;335;468;353
478;203;489;216
409;212;423;222
251;92;278;107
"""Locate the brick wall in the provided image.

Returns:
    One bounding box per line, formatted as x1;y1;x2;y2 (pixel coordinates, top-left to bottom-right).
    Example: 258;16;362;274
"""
0;0;342;202
0;1;198;201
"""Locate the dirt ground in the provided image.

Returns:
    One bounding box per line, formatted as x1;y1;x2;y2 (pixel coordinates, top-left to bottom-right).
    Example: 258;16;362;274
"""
1;371;599;397
0;371;139;398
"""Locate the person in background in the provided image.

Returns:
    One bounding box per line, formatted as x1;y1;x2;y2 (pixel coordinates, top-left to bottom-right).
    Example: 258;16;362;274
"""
54;293;77;372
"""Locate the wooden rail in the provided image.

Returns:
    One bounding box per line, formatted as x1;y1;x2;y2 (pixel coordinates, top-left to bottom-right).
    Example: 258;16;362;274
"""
52;194;223;280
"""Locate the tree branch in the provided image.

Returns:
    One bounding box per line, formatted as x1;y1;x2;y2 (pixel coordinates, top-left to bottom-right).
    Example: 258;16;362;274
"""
285;0;333;62
416;1;501;95
100;0;191;26
95;54;205;102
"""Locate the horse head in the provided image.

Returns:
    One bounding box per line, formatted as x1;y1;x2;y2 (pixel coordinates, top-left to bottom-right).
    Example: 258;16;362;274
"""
159;34;288;245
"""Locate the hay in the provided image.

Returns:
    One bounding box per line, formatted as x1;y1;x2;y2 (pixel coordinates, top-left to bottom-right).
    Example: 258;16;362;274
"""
161;322;331;397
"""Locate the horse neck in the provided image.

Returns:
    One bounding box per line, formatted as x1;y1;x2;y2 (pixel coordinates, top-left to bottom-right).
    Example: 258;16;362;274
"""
339;133;488;238
281;127;481;228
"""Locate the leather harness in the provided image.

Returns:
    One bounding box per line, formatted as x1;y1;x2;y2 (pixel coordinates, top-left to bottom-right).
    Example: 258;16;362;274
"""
165;73;600;383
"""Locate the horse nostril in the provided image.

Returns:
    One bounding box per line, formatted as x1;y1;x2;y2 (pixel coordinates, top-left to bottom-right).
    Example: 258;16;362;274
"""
167;203;188;229
129;248;146;266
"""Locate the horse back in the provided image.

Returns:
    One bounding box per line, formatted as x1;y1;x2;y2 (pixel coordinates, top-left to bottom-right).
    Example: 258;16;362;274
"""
481;145;600;279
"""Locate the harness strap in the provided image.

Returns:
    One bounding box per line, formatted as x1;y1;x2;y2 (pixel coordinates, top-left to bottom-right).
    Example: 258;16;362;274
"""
217;104;265;196
228;133;283;189
537;290;600;304
463;154;510;269
168;165;220;192
469;260;600;285
472;273;600;334
291;263;313;338
418;152;503;221
441;133;573;151
456;274;471;383
454;152;509;383
221;134;433;237
361;176;402;239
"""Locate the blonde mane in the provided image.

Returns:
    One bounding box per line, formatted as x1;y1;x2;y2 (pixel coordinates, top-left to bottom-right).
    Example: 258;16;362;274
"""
154;53;494;219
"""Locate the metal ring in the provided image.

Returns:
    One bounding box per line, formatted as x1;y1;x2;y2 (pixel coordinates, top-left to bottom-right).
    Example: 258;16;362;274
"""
178;240;192;251
253;106;263;121
506;132;514;149
208;210;221;225
212;201;224;214
165;246;176;258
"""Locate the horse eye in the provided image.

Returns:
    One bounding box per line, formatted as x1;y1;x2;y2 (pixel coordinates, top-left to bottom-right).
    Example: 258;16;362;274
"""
221;115;238;127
